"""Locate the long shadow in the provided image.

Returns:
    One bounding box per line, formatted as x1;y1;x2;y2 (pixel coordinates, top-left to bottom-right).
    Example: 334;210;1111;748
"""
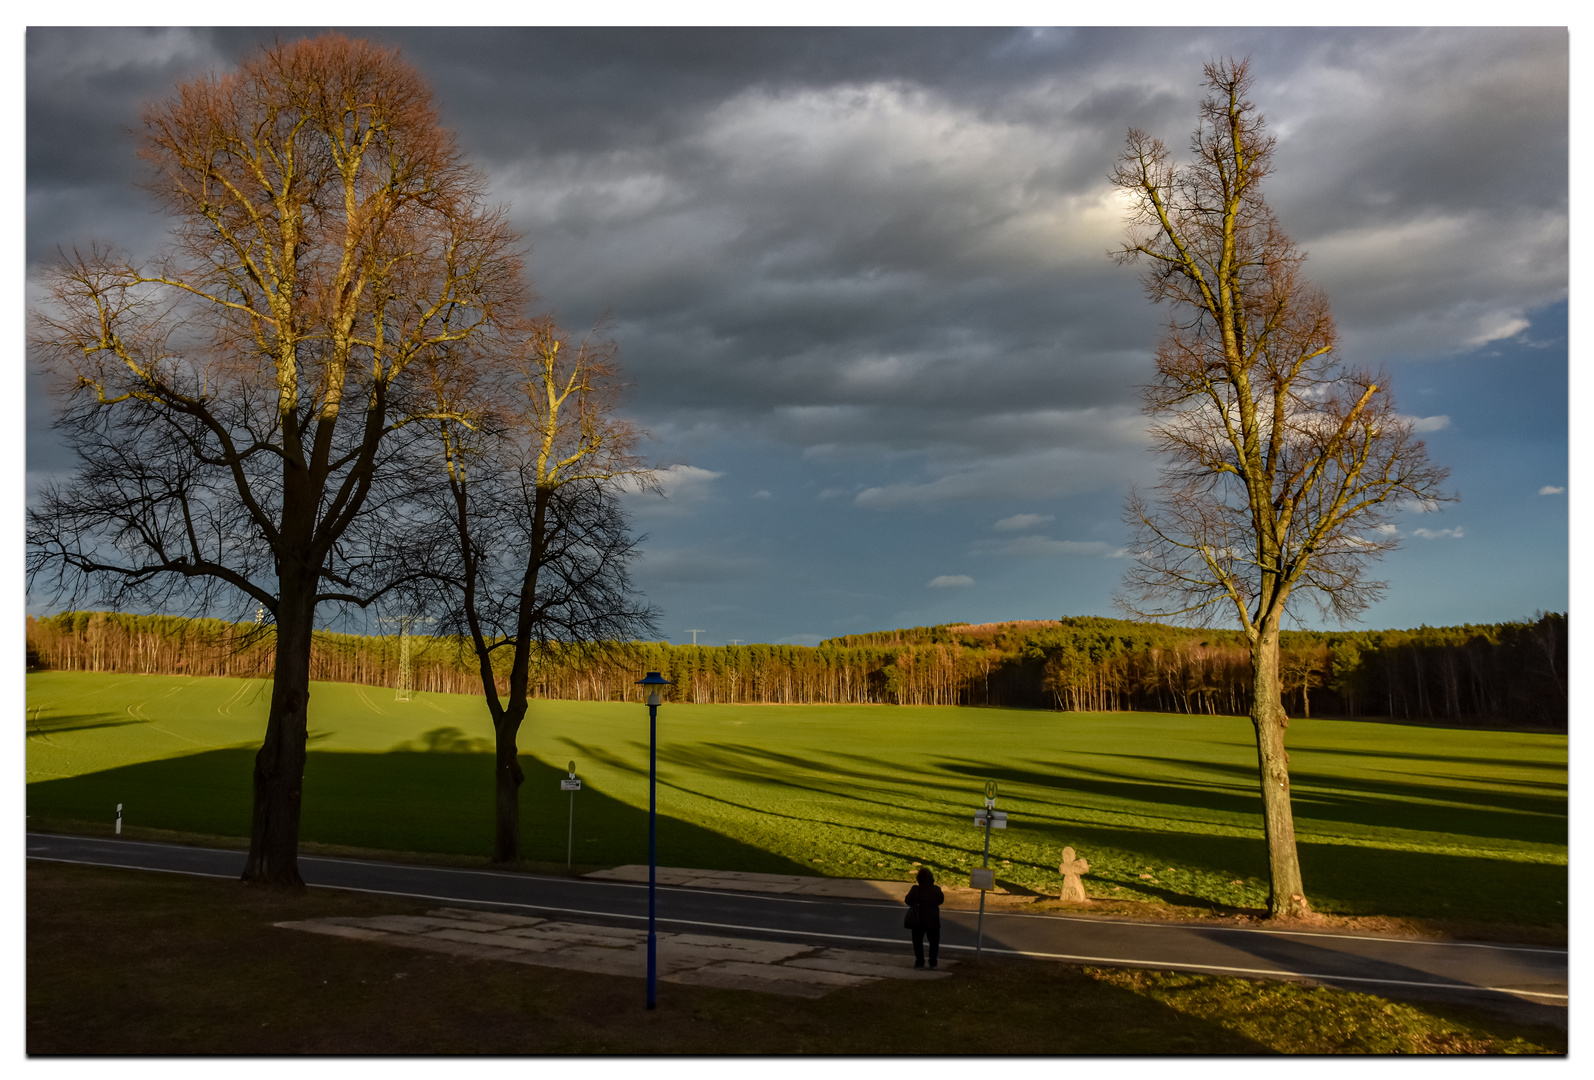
24;746;810;875
935;755;1566;847
562;737;980;828
559;737;981;873
576;739;1566;924
1319;714;1566;735
27;711;147;737
1302;745;1567;770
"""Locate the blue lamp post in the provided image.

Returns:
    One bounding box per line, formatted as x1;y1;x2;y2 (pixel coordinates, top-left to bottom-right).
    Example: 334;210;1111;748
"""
635;670;672;1009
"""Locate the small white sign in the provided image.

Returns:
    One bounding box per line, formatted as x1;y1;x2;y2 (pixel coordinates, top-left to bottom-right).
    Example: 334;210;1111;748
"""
561;779;581;791
970;868;996;890
973;813;1007;828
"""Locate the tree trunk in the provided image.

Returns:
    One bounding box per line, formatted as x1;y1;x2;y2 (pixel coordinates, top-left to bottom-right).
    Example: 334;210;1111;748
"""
1251;625;1311;918
242;582;315;887
492;706;526;863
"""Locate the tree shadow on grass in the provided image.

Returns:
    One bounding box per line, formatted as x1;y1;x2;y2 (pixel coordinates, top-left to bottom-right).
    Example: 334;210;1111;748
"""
24;747;809;876
1301;745;1567;771
934;756;1566;848
589;741;1565;924
26;711;147;738
654;741;1563;853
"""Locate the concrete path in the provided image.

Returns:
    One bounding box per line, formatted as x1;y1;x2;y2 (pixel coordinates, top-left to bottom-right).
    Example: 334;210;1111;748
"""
28;833;1565;1024
584;865;926;901
584;865;1008;905
278;906;950;998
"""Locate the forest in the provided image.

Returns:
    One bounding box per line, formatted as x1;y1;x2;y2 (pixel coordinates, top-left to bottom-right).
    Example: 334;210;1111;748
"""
25;610;1565;729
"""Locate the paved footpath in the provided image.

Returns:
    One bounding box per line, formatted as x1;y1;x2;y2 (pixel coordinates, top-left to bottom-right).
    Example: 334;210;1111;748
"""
277;906;951;998
28;833;1566;1019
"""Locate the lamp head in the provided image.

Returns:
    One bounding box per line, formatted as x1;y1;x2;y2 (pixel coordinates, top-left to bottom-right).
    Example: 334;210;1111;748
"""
636;671;672;707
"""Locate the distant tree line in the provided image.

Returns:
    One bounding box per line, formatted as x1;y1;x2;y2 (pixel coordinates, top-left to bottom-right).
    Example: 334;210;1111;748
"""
27;610;1565;728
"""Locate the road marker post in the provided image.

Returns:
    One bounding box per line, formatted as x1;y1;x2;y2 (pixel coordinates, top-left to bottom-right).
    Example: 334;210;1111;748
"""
115;803;121;836
561;761;581;868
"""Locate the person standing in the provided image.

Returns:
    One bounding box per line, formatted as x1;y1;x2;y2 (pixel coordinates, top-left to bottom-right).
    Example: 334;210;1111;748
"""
904;867;944;969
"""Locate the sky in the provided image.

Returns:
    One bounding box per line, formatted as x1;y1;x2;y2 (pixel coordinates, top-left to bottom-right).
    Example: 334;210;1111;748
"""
22;25;1569;647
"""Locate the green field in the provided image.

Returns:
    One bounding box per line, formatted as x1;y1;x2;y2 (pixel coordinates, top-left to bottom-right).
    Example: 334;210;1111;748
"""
26;671;1567;925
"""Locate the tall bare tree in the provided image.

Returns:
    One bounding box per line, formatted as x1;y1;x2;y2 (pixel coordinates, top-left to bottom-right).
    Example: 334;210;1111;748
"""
1111;59;1450;918
421;317;657;862
27;35;525;885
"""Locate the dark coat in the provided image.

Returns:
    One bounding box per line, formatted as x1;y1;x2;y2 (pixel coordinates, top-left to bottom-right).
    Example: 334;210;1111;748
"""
905;883;944;929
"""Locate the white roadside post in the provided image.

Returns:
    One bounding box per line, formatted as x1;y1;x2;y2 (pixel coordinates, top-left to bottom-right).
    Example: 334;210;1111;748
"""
115;803;122;836
561;761;582;868
970;779;1007;956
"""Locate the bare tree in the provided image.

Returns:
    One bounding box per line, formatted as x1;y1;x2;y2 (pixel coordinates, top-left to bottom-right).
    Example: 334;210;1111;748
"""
1111;59;1450;918
420;316;658;863
27;35;525;885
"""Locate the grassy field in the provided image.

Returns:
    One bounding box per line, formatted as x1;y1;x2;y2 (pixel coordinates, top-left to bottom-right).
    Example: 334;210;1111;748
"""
26;861;1565;1054
26;671;1567;926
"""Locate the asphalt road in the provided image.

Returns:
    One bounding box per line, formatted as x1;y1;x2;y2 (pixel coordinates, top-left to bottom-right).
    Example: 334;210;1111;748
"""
28;832;1566;1022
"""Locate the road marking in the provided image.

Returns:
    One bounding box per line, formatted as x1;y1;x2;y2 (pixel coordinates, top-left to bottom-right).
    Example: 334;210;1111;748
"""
29;856;236;880
27;852;1566;1003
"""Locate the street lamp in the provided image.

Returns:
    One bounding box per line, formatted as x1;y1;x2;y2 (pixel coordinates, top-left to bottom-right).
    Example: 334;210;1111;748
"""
635;670;673;1010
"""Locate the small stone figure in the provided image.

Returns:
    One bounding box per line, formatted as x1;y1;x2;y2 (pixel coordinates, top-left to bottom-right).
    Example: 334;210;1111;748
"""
1058;846;1090;903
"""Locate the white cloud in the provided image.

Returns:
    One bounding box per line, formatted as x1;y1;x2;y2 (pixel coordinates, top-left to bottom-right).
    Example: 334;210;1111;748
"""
1412;526;1464;540
1539;485;1565;495
927;575;974;588
656;464;723;501
621;464;724;516
1467;314;1531;347
752;489;772;499
1403;414;1451;433
994;513;1053;532
970;536;1116;559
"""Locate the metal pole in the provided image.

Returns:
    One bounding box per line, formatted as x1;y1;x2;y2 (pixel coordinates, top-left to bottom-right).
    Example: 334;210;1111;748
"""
647;700;658;1010
567;789;574;869
977;805;992;956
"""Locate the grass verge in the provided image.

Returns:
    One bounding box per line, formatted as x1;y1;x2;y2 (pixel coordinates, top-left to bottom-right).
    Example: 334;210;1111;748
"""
27;861;1564;1055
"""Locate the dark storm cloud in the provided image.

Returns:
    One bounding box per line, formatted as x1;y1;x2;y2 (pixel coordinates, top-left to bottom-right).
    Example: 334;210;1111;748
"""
26;27;1567;638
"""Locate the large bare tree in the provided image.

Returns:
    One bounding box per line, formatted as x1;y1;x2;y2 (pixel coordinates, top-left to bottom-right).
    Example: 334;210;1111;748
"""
421;317;657;862
1111;59;1450;918
27;35;525;885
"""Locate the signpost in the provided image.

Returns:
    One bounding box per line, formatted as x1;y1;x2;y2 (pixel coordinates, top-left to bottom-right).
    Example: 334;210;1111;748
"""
561;761;581;868
971;779;1010;957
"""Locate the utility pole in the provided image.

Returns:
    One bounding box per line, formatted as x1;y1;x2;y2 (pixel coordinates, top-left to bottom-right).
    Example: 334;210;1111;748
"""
687;629;706;645
378;615;435;701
